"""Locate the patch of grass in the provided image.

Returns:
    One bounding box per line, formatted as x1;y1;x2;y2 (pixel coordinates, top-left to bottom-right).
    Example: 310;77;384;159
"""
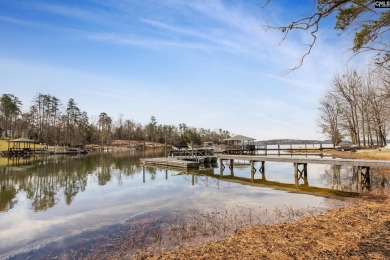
0;140;9;150
330;149;390;160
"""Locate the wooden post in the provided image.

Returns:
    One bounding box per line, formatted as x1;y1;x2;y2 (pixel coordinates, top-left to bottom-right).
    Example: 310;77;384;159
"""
357;166;371;191
294;163;299;188
303;163;308;185
143;166;145;183
192;173;195;186
260;161;265;174
219;158;224;176
357;166;362;192
219;158;225;170
265;145;267;156
364;167;371;190
165;139;167;157
229;159;234;170
250;160;255;182
278;145;280;156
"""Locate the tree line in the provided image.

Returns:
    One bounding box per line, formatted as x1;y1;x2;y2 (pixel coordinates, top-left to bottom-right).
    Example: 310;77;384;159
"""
318;64;389;147
0;93;231;146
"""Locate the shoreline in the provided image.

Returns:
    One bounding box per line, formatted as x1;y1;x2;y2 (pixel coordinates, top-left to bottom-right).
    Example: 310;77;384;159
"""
146;194;389;259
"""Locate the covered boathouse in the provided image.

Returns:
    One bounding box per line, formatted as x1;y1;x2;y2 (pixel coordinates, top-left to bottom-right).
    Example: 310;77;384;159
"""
1;138;39;157
222;135;256;155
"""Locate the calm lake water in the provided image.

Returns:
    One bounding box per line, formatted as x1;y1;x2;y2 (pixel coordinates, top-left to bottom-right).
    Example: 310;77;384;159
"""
0;149;387;258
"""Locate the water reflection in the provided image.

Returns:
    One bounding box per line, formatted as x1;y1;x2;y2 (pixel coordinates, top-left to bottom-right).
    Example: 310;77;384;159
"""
0;151;155;213
217;160;390;195
2;153;390;214
321;165;389;192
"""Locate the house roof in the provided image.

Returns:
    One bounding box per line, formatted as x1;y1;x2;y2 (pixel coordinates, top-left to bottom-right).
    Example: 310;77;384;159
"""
223;135;256;141
9;137;37;143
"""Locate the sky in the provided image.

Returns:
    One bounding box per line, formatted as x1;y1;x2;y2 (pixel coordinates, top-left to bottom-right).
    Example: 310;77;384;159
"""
0;0;369;141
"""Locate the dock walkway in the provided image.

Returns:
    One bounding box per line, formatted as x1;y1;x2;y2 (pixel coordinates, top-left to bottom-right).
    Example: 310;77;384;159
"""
218;155;390;191
218;155;390;168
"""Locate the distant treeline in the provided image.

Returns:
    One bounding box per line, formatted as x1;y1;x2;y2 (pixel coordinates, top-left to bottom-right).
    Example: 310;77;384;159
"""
0;93;231;146
256;139;333;145
318;64;389;147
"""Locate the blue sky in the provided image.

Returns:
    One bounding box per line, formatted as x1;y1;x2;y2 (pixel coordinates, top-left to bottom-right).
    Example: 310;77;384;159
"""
0;0;368;140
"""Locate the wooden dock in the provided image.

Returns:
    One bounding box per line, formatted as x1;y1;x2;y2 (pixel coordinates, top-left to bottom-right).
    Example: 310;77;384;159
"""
140;157;200;168
221;144;332;156
218;155;390;192
218;155;390;168
175;156;218;163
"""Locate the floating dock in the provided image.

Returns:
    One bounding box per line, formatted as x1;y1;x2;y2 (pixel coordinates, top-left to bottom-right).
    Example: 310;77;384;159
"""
175;156;218;163
140;157;200;168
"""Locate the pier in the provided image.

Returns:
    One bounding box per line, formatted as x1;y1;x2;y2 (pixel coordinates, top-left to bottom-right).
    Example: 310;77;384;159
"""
219;155;390;191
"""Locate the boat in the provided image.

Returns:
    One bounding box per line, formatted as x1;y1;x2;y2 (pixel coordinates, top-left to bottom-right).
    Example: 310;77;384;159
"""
127;145;141;151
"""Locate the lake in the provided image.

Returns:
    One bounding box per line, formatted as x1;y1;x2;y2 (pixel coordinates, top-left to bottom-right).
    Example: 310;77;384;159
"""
0;149;386;258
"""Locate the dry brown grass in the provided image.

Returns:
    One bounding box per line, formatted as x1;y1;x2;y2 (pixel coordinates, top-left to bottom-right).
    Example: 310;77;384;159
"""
81;205;334;260
330;148;390;161
142;195;390;259
81;195;389;259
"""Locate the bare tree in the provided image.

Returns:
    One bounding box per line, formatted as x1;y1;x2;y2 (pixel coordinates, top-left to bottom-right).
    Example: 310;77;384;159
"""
318;93;342;146
320;64;390;146
262;1;389;71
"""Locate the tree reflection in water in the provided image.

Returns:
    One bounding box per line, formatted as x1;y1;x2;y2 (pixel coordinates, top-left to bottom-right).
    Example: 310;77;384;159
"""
0;151;150;212
2;151;390;213
322;165;390;192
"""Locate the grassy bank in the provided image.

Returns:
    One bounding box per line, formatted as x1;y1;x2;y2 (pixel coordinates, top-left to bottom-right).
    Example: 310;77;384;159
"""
144;195;389;259
0;139;9;150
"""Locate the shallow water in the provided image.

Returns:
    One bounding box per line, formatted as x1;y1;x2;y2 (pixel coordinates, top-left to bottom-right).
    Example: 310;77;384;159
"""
0;150;387;258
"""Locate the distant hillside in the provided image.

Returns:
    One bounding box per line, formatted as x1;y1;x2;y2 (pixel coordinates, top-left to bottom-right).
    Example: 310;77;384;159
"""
255;139;352;145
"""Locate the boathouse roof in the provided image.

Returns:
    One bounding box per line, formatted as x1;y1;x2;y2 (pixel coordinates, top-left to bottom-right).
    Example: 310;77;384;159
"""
223;135;256;141
9;137;37;143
